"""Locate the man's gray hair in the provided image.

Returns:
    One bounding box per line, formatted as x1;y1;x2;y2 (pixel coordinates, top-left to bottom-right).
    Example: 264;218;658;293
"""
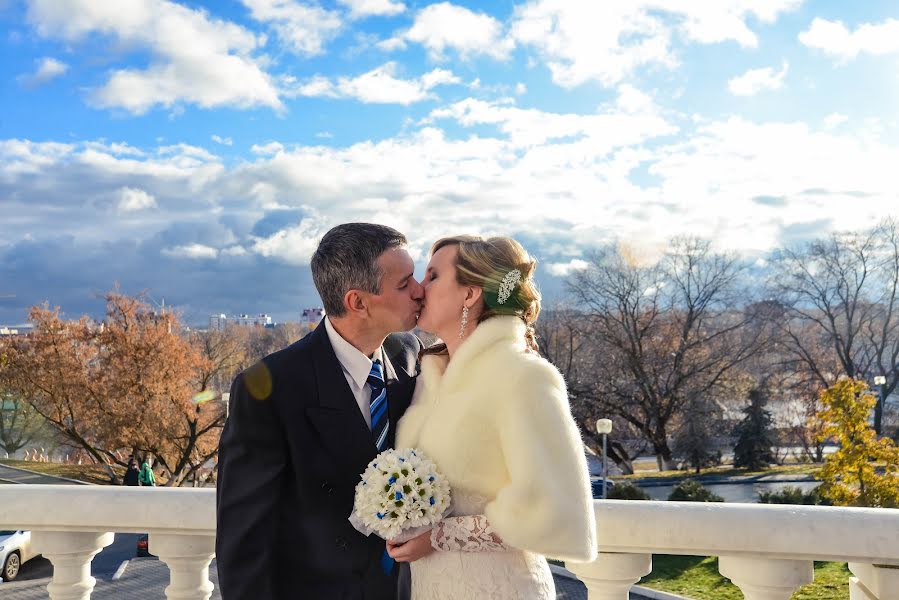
311;223;407;317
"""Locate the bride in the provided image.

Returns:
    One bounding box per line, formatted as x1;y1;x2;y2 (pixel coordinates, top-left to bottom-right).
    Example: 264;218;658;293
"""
388;235;597;599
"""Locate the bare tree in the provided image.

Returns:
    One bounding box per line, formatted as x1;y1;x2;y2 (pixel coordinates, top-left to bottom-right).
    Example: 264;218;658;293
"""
537;307;646;474
568;238;767;469
770;219;899;435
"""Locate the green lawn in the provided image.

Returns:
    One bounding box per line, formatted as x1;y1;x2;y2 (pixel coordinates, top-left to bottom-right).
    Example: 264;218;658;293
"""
640;556;849;600
617;463;823;482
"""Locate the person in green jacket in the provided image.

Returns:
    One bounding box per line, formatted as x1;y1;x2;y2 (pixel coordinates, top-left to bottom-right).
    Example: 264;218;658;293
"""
138;459;156;486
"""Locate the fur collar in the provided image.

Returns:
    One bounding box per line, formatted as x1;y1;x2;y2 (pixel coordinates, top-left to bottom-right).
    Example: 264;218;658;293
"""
422;316;527;391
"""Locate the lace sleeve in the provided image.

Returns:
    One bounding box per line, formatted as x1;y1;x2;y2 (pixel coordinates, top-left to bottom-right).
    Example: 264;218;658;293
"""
430;515;509;552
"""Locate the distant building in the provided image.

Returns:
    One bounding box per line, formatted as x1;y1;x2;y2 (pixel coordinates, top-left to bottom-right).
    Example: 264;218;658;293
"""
0;324;33;336
209;313;274;331
300;308;325;332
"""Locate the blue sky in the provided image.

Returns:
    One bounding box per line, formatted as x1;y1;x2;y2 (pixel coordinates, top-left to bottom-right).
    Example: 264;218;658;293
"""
2;0;899;325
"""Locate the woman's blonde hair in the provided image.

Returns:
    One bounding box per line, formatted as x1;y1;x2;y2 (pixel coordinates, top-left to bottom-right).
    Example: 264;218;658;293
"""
424;235;541;354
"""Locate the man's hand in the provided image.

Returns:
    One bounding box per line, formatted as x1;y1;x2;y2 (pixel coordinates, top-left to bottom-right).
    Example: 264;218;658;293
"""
386;529;435;562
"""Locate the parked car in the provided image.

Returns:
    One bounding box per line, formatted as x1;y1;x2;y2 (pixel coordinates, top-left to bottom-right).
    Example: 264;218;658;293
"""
0;530;37;581
590;478;616;498
136;534;155;558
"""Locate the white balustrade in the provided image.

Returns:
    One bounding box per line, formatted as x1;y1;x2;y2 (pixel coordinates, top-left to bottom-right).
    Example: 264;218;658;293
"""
31;531;114;600
0;485;216;600
2;487;899;599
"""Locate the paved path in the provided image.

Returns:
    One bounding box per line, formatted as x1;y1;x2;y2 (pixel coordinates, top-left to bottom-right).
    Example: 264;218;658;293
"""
0;463;85;485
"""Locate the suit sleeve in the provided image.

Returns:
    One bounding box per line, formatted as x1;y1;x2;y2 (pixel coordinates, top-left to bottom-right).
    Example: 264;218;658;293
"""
216;366;286;599
482;359;598;562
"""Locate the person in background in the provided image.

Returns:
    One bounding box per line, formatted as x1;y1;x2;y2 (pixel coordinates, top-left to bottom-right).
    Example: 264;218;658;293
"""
123;457;140;486
138;458;156;486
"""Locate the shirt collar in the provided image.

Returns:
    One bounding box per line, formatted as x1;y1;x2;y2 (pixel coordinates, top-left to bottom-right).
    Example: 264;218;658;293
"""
324;317;382;390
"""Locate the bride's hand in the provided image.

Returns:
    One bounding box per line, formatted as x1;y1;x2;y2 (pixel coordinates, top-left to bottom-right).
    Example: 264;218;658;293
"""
386;530;435;562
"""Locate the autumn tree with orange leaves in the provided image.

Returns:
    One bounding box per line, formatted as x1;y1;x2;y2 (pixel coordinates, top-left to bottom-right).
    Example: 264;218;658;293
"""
0;292;229;486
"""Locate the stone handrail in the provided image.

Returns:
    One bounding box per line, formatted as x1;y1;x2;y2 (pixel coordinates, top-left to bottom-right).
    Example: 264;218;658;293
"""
2;486;898;599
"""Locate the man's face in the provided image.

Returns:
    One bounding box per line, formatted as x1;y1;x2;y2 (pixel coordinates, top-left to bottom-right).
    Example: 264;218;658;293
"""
365;246;423;333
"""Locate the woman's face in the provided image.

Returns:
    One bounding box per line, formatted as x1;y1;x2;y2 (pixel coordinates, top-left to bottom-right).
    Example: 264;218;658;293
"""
417;245;468;338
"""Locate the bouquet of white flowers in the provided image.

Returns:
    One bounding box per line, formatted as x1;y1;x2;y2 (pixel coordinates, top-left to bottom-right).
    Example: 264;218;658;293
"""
350;447;452;542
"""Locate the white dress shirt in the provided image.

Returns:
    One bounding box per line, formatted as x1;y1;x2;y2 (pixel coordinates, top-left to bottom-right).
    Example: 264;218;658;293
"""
324;317;382;430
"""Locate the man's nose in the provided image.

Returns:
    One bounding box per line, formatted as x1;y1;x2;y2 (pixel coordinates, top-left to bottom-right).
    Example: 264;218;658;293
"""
411;278;424;299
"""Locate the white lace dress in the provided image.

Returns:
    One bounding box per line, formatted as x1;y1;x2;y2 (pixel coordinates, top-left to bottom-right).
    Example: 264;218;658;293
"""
410;489;555;599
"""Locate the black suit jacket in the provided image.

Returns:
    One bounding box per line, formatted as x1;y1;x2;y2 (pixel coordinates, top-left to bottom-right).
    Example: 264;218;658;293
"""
216;324;421;600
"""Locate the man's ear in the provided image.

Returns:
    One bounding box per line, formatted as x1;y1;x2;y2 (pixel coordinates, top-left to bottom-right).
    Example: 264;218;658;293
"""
344;289;369;315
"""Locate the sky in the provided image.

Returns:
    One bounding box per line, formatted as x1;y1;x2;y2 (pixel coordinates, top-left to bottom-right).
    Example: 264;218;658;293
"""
2;0;899;326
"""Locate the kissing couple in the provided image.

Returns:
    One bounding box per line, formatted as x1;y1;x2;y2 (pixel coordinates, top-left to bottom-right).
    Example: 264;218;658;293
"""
216;222;597;599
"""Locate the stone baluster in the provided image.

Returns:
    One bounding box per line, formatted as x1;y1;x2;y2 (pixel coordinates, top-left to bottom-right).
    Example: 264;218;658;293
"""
151;533;216;600
567;552;652;600
31;531;115;600
718;556;813;600
849;563;899;600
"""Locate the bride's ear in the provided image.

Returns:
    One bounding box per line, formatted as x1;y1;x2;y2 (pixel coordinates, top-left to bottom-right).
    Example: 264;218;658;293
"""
464;286;483;308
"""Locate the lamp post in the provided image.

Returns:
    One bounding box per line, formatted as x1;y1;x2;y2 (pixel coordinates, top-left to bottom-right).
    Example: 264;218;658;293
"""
596;418;613;499
874;376;887;435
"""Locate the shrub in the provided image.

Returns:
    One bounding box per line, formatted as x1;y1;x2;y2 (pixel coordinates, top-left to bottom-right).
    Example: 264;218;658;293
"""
608;481;651;500
758;485;828;505
668;479;724;502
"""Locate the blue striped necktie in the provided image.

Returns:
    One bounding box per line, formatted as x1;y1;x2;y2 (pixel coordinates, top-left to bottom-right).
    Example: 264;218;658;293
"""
368;360;389;451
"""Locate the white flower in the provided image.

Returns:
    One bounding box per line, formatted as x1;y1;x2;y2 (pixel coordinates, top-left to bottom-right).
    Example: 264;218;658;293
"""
351;448;452;540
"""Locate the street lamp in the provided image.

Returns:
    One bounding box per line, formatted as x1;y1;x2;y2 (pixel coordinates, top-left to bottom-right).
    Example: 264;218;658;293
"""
874;376;887;435
596;418;613;499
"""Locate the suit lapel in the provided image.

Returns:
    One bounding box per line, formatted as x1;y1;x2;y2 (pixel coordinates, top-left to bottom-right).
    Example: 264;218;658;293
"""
305;325;378;476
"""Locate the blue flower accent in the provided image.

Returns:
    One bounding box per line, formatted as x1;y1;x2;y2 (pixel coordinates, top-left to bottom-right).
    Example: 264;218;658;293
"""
428;475;435;482
377;512;384;519
395;491;403;500
399;457;405;462
429;497;436;505
388;476;396;484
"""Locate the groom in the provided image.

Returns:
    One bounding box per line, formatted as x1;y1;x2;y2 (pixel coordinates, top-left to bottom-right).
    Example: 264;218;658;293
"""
216;223;424;599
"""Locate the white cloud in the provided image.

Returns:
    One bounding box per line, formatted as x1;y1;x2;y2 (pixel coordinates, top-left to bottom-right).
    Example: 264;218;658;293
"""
6;105;899;273
510;0;801;88
799;17;899;61
117;187;157;212
241;0;342;56
25;0;281;114
823;113;848;129
728;62;788;96
251;215;329;264
17;56;68;87
515;82;527;95
287;62;461;105
547;259;589;277
251;141;285;155
428;88;675;148
162;243;219;259
338;0;405;19
211;135;233;146
385;2;513;60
